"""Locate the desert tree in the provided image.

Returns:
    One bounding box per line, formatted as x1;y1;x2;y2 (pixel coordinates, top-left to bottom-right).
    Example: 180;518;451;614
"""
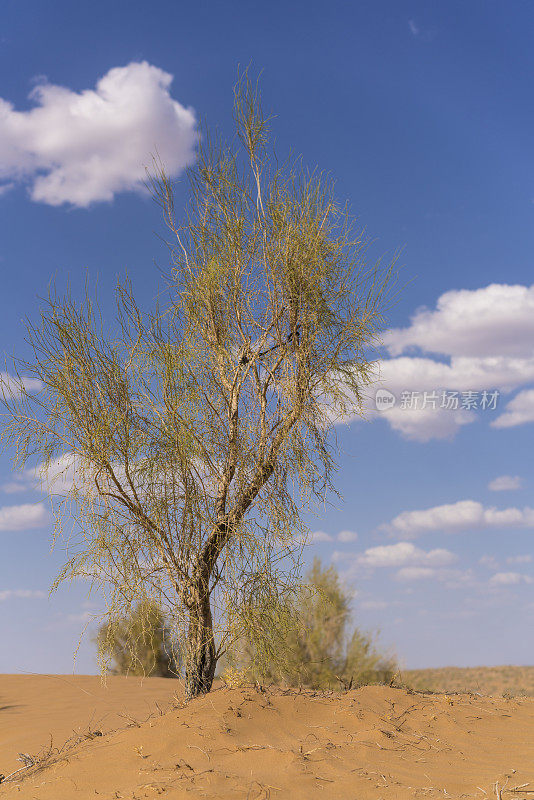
0;73;395;698
223;558;397;689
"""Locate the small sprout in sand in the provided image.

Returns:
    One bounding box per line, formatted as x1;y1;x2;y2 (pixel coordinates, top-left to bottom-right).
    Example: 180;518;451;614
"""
221;665;249;689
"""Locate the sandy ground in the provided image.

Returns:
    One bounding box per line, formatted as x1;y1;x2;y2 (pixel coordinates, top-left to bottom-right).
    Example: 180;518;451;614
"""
0;675;179;774
403;665;534;697
2;676;534;799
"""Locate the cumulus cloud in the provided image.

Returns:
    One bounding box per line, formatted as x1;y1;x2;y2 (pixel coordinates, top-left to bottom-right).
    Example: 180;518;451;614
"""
0;481;27;494
378;354;534;394
0;61;197;207
492;389;534;429
383;499;534;538
364;352;534;441
309;530;333;543
396;567;474;585
336;543;458;583
320;284;534;440
13;451;221;513
490;571;533;586
0;372;42;397
317;365;476;442
396;566;435;581
506;554;532;565
0;589;46;601
395;567;476;589
309;529;358;544
355;541;456;568
479;554;499;570
25;453;81;495
383;284;534;359
337;530;358;543
488;475;523;491
2;454;101;506
0;502;49;531
370;383;475;441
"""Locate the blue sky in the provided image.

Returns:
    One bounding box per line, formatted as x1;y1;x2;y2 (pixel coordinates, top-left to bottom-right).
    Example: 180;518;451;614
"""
1;0;534;674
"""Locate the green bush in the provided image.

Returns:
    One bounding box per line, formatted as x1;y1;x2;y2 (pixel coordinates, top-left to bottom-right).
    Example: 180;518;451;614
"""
224;558;396;689
96;598;181;677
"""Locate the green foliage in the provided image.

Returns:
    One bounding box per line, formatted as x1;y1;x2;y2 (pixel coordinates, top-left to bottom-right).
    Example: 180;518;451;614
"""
95;598;181;678
224;558;396;689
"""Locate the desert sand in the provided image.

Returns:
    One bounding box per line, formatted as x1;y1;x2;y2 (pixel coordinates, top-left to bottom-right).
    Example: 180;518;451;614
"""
2;674;534;798
0;674;179;775
404;665;534;697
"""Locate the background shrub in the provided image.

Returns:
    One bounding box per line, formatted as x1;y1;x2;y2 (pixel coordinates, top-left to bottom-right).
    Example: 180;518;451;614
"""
96;598;181;677
223;558;396;689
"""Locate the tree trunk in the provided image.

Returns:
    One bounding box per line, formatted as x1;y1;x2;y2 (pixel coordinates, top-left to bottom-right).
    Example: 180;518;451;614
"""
184;589;216;699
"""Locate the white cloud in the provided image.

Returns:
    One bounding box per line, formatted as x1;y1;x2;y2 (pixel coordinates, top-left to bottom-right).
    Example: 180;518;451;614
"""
0;481;27;494
317;364;476;442
356;541;456;568
15;451;220;513
0;372;43;396
383;284;534;359
492;389;534;429
479;554;499;570
506;554;532;565
0;61;197;207
25;452;126;498
321;284;534;440
372;396;474;441
324;352;534;441
488;475;524;491
378;354;534;394
396;566;435;581
0;502;49;531
408;20;420;36
367;354;534;441
309;529;358;544
337;530;358;543
396;567;474;585
490;572;533;586
309;530;333;543
383;499;534;538
2;454;96;506
26;453;80;494
0;589;46;601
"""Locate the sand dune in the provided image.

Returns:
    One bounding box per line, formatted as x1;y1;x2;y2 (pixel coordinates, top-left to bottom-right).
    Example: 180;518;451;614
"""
403;665;534;697
0;675;179;776
2;675;534;798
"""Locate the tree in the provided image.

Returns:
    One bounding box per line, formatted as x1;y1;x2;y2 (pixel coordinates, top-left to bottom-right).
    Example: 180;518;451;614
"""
223;558;396;689
95;598;180;677
1;73;394;698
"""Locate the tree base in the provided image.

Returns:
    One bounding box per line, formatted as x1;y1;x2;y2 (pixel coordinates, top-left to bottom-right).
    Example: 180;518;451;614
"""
185;641;216;699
